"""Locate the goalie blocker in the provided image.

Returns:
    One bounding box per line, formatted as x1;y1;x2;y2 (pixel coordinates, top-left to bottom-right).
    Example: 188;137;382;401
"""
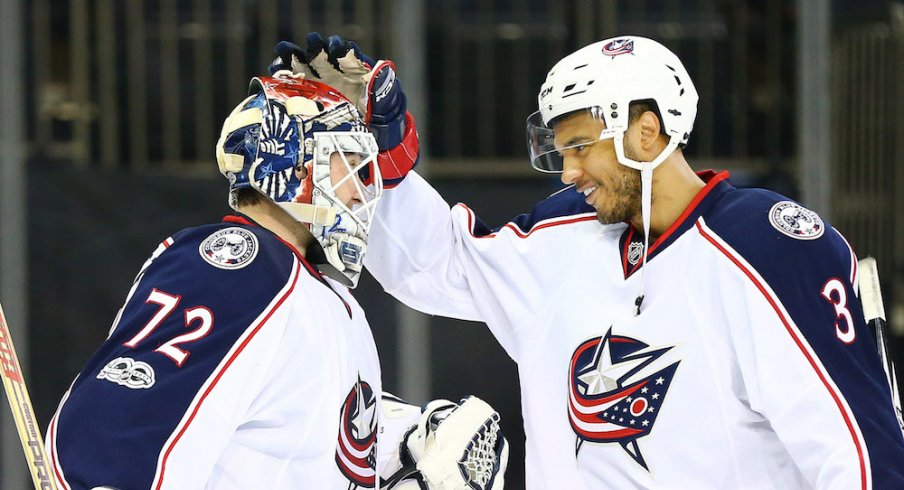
380;394;509;490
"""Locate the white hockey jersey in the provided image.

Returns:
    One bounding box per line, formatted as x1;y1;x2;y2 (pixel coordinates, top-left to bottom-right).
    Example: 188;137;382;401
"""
365;170;904;489
47;216;385;489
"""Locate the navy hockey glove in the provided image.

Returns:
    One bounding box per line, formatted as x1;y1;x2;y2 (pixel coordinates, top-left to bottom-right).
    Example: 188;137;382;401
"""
270;34;418;188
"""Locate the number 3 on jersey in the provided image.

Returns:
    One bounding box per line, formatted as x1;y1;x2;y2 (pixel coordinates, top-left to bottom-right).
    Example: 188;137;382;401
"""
123;288;214;367
820;278;855;344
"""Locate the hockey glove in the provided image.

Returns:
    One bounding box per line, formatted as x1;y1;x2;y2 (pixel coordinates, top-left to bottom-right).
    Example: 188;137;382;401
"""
382;396;509;490
270;34;418;188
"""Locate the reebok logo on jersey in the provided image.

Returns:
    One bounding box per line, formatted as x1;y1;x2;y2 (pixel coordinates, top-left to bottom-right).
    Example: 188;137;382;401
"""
199;227;259;270
97;357;155;389
768;201;824;240
568;327;679;470
335;376;378;488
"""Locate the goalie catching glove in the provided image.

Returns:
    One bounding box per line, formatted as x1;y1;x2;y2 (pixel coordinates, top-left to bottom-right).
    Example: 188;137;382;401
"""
270;33;418;188
380;394;509;489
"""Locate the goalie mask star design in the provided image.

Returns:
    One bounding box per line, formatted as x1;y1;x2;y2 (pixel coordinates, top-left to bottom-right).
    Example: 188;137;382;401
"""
568;327;680;470
216;75;383;287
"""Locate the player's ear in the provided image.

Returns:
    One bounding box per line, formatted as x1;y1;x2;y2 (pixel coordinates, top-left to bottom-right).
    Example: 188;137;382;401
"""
638;111;662;150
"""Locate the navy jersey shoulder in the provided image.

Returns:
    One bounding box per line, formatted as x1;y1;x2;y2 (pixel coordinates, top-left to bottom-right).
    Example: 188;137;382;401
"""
52;220;300;489
702;187;904;486
703;186;851;270
470;184;594;237
124;220;298;351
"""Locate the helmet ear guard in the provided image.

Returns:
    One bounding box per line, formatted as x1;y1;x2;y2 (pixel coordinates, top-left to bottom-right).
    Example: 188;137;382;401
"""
216;75;383;287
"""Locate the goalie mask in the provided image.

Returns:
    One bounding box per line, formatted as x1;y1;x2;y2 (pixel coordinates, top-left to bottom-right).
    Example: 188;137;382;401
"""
216;75;383;287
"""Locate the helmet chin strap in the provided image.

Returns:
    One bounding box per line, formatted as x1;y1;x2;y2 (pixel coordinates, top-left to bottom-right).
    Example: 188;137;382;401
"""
277;201;338;227
636;163;653;316
613;133;681;316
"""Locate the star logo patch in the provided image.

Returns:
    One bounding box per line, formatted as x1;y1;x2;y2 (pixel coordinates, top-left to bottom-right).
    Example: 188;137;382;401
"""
568;327;680;470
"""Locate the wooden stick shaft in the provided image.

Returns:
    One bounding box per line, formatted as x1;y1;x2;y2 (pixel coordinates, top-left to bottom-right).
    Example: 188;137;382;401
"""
0;302;58;489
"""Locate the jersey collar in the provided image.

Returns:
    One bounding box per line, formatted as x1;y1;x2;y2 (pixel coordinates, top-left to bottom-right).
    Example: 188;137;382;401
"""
619;170;731;279
223;215;326;281
223;214;354;318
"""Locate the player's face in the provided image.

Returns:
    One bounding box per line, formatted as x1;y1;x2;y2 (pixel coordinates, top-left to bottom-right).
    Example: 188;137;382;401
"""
555;111;641;225
330;152;366;208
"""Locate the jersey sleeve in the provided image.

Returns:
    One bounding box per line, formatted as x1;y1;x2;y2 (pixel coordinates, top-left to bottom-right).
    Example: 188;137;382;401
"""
365;171;598;360
46;224;301;490
699;192;904;489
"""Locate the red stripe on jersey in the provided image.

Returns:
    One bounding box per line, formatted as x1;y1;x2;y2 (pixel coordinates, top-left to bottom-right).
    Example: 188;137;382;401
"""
647;171;729;256
47;410;71;490
695;219;867;490
153;260;303;489
335;449;376;485
458;203;597;239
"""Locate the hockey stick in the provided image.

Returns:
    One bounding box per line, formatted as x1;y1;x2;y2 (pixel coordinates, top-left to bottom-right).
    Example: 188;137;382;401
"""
858;257;904;433
0;300;58;489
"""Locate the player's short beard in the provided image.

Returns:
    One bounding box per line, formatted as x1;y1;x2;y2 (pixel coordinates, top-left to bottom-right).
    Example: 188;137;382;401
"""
596;141;642;225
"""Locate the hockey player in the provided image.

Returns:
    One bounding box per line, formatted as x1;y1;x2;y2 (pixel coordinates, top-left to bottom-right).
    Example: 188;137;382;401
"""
45;74;508;489
272;34;904;488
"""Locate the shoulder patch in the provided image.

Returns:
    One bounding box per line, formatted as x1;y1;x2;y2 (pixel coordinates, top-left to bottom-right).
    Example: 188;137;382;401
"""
97;357;155;389
199;226;260;269
768;201;824;240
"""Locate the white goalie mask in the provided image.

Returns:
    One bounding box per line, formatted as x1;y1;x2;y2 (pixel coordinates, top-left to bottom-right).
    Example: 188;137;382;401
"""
216;75;383;287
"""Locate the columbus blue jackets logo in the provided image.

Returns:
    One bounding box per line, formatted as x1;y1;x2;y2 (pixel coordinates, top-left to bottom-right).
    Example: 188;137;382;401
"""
199;227;259;270
568;328;679;470
602;38;635;57
768;201;824;240
336;376;378;488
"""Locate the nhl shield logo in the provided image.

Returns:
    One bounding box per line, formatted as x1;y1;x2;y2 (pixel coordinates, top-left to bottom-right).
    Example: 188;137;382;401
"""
768;201;824;240
199;227;259;270
568;328;679;470
627;242;644;266
336;376;378;488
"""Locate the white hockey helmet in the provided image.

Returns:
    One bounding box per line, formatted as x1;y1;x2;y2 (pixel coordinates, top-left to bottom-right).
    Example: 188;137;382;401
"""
216;75;383;288
527;36;698;173
527;36;699;315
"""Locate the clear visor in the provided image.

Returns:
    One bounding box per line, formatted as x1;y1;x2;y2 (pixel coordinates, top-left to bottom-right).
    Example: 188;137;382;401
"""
313;131;383;229
525;108;620;173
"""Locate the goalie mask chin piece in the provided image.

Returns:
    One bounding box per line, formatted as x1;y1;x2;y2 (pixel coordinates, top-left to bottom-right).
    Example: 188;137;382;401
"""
216;75;383;287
